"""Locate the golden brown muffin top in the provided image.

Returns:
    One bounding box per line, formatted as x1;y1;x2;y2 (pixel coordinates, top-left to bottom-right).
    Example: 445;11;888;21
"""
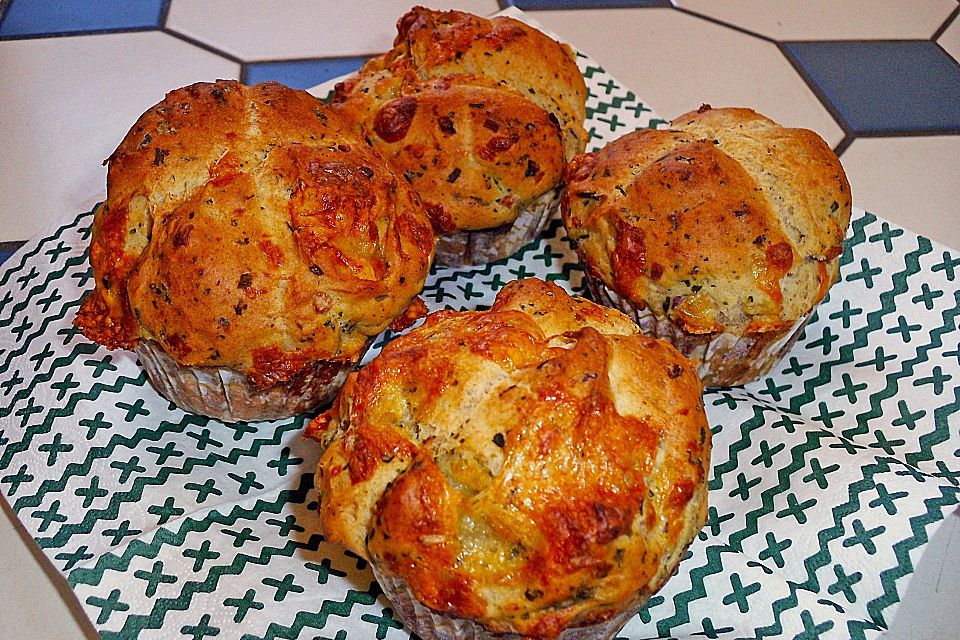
330;6;587;233
75;80;434;387
309;279;709;638
333;75;567;233
391;6;587;159
563;106;852;335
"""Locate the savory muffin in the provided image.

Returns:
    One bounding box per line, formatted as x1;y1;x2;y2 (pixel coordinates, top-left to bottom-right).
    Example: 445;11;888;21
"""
562;105;852;386
308;278;709;639
330;6;588;266
75;80;435;421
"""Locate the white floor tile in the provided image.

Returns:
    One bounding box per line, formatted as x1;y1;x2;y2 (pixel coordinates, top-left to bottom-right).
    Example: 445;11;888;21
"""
0;498;95;639
527;8;845;147
0;32;239;242
166;0;501;60
841;136;960;250
937;11;960;64
885;512;960;640
676;0;958;41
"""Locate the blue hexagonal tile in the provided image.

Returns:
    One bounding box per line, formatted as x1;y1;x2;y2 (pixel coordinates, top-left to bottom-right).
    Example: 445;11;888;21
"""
0;241;24;266
784;40;960;135
0;0;166;37
243;57;368;91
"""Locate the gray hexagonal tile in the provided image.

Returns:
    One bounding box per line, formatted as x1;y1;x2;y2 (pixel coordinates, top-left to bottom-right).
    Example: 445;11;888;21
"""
783;40;960;135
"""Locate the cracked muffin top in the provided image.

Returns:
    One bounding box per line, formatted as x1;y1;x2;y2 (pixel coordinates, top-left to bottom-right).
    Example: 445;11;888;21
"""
308;278;709;638
330;6;587;233
562;106;851;335
75;80;434;387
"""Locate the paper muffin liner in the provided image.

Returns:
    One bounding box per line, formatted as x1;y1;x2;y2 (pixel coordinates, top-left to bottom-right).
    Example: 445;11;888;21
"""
373;566;646;640
584;274;813;388
134;340;359;422
434;187;561;268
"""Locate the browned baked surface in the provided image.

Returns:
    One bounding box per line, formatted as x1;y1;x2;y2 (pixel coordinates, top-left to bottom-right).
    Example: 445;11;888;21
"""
330;6;587;234
335;75;566;233
309;278;709;638
562;106;851;336
75;80;434;388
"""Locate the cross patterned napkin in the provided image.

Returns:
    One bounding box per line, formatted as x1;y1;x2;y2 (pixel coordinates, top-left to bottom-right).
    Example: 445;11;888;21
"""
1;9;958;640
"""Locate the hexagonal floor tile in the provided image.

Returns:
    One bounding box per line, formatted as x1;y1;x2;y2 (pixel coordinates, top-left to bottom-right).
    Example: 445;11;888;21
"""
784;41;960;135
0;0;166;37
840;135;960;250
244;57;368;90
675;0;958;40
166;0;501;61
0;32;238;242
526;7;845;146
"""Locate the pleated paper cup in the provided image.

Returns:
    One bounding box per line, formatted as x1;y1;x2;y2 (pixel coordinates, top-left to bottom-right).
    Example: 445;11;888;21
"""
135;340;358;422
373;565;647;640
434;188;560;268
584;274;813;388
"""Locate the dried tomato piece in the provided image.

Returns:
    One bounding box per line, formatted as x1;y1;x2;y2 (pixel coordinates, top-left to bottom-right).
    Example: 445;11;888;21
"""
374;96;418;143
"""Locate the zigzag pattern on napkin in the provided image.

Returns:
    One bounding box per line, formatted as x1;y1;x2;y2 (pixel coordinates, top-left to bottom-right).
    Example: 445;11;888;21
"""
18;416;304;547
1;367;145;490
0;209;90;293
78;474;321;638
241;586;384;640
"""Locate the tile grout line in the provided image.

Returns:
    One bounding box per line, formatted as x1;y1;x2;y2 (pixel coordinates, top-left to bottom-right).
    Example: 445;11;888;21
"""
930;3;960;41
158;0;173;30
670;6;778;45
833;134;854;157
158;26;242;65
